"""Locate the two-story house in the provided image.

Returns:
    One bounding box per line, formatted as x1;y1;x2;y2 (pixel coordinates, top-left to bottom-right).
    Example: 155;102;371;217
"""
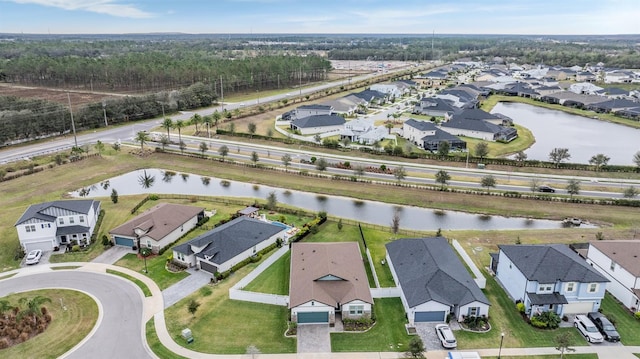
15;199;101;252
494;244;609;317
586;240;640;312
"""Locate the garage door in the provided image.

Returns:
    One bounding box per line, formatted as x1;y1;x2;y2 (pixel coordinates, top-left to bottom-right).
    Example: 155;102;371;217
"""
563;302;595;315
23;240;54;252
199;261;218;275
114;236;134;247
415;311;446;322
297;312;329;324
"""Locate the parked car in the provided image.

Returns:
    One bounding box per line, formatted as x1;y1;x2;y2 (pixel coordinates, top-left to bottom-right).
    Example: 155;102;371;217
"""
25;249;43;265
538;185;556;193
574;314;604;343
435;324;457;349
587;312;620;342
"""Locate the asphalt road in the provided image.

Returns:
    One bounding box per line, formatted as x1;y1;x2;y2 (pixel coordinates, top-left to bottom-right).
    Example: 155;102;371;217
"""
0;270;152;359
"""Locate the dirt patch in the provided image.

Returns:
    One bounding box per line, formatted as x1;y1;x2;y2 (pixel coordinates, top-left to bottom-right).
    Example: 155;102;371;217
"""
0;83;126;107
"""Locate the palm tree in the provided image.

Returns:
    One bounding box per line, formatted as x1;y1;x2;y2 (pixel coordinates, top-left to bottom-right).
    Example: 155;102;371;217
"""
19;295;51;318
135;131;150;151
174;120;185;144
138;170;155;189
95;140;105;156
212;110;222;130
190;113;202;134
161;118;173;142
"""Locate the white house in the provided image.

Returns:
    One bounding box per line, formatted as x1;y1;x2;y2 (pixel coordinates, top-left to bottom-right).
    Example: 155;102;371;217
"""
109;203;204;253
289;242;373;325
15;200;101;252
494;244;609;317
172;216;287;275
290;115;346;135
386;237;490;323
586;240;640;312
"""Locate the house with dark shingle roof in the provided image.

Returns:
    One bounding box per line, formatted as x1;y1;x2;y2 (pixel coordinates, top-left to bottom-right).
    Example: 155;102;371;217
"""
386;237;490;323
402;119;466;152
109;203;204;253
440;111;518;142
413;97;456;118
586;240;640;311
289;242;373;325
290;114;346;135
15;199;101;252
494;244;609;318
172;216;287;275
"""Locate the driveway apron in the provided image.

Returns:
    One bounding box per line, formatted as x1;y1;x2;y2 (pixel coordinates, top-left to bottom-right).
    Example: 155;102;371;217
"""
297;324;331;353
162;268;211;308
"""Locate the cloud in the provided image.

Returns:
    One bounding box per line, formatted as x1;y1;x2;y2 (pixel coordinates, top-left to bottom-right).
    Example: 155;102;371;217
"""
5;0;154;18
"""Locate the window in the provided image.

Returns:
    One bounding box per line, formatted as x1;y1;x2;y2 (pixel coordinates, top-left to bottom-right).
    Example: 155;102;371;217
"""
25;225;36;232
79;216;85;223
467;307;479;317
177;253;184;261
349;305;364;315
147;240;152;248
565;282;575;292
538;284;553;293
69;217;75;224
588;283;598;293
610;261;616;271
59;218;64;225
40;223;51;229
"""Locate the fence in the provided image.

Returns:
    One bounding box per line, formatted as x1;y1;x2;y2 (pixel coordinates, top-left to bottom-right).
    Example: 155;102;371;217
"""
451;239;486;289
365;248;381;288
370;287;401;298
229;289;289;307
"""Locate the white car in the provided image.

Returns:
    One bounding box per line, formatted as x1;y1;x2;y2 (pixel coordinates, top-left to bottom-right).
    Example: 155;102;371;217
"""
25;249;43;265
574;314;604;343
435;323;457;348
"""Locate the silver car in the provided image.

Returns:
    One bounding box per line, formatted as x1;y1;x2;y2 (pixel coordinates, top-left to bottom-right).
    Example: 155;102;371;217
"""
25;249;43;265
435;323;457;348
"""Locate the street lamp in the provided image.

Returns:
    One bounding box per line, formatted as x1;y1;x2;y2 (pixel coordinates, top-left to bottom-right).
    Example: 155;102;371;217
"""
498;332;505;359
102;101;109;127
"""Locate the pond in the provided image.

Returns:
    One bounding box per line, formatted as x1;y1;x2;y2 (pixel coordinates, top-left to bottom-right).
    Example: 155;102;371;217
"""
491;102;640;166
71;169;589;231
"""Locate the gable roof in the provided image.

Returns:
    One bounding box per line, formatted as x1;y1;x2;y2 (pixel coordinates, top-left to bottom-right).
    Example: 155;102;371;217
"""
297;104;332;111
352;90;386;102
173;216;285;265
441;117;504;134
291;114;346;128
421;128;464;143
289;242;373;308
109;203;203;241
499;244;609;283
405;118;437;132
15;200;100;225
589;240;640;277
386;237;489;308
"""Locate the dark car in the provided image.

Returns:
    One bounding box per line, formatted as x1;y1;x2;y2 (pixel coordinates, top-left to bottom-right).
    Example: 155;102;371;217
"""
538;185;556;193
587;312;620;342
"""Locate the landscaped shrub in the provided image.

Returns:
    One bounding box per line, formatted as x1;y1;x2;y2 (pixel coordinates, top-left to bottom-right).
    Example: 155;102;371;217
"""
530;311;561;329
635;311;640;320
516;302;525;313
530;315;548;328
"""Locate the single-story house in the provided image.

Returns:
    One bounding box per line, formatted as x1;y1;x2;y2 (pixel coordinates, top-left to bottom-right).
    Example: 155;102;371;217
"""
413;97;456;118
403;119;466;152
109;203;204;253
289;242;373;325
290;114;346;135
493;244;609;317
586;240;640;311
172;216;287;275
386;237;490;323
440;116;517;142
15;199;101;252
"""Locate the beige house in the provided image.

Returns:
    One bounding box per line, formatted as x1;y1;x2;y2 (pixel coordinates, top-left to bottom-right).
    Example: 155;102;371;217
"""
289;242;373;325
110;203;204;253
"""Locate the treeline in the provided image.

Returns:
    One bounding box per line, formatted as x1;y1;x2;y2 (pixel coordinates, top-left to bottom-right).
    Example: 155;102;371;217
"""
0;53;331;93
0;82;216;145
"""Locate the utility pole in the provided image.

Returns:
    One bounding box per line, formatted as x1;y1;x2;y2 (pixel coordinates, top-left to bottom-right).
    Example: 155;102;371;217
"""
299;66;302;96
220;75;224;111
67;92;78;148
102;101;109;127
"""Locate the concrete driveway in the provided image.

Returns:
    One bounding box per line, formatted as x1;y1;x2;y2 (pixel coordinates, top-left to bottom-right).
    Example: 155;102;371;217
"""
297;324;331;353
0;270;153;359
414;323;446;351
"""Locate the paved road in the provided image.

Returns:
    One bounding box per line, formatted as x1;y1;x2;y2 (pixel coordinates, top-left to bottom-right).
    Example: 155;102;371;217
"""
0;269;153;359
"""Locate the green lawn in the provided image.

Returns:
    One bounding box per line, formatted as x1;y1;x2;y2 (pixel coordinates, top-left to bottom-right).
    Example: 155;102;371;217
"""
461;124;534;158
331;297;412;352
457;273;585;349
106;268;153;297
114;253;189;290
145;318;189;359
243;251;290;295
599;292;640;345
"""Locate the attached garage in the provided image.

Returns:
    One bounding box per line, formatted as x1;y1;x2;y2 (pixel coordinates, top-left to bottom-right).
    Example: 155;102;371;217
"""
563;302;595;315
23;240;54;252
114;236;134;247
199;261;218;275
414;311;446;322
297;312;329;324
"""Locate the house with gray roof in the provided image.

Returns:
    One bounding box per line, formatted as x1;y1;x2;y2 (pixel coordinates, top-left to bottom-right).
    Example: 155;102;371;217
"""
440;112;518;142
15;199;101;252
172;216;287;275
289;242;373;325
386;237;490;323
109;203;204;253
320;94;367;115
290;114;346;135
402;119;466;152
586;240;640;311
352;89;388;105
413;97;456;118
494;244;609;318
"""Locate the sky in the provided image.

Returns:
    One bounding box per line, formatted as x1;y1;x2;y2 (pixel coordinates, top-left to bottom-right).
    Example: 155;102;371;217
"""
0;0;639;35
